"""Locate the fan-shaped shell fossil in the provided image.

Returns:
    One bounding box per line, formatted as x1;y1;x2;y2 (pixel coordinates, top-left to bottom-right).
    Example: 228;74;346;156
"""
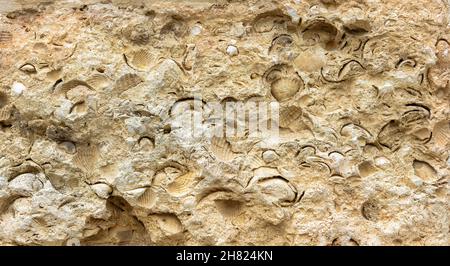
136;187;157;208
86;74;111;90
73;144;99;173
124;50;153;71
167;171;198;197
271;78;302;101
214;199;243;217
432;120;450;147
55;80;94;97
264;64;304;102
279;105;302;128
114;73;143;92
210;136;236;162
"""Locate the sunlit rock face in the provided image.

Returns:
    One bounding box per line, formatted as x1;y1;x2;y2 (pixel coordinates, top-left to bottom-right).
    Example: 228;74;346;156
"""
0;0;449;246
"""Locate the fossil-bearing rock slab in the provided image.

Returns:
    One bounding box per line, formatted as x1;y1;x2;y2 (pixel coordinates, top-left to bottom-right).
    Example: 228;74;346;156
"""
0;0;449;245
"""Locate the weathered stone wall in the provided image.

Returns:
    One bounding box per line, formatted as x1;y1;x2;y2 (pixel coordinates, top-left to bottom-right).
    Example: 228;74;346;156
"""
0;0;448;245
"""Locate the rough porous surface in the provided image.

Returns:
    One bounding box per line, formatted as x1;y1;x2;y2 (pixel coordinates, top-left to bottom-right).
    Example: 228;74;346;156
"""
0;0;449;245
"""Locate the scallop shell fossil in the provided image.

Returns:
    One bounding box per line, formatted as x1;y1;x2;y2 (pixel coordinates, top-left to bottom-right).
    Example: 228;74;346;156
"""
124;49;153;71
432;120;450;147
86;74;111;90
264;64;304;102
210;136;236;162
114;73;143;92
73;144;99;173
167;171;199;197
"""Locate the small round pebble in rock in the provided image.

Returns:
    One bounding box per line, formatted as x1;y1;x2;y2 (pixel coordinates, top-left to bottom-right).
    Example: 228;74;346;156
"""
226;45;238;56
11;81;26;96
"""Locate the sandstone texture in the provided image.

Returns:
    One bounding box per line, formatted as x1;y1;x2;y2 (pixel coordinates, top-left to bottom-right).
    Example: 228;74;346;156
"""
0;0;449;245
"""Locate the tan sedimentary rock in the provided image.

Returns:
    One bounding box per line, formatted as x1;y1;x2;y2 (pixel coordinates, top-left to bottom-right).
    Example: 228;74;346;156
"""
0;0;449;246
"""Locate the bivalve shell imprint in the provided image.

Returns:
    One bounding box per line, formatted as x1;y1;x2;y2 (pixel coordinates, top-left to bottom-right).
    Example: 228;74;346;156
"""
264;64;304;102
167;171;199;197
124;49;153;71
432;120;449;147
114;73;143;92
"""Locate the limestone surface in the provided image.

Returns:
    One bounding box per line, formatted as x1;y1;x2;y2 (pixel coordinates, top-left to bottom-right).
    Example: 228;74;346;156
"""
0;0;449;245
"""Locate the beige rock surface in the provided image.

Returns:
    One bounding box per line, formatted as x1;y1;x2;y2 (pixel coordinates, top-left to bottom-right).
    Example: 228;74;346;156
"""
0;0;449;245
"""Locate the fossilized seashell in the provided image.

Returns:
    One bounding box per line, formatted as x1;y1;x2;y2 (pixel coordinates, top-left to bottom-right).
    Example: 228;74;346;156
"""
124;50;153;71
73;144;99;173
160;17;188;38
214;199;243;217
432;120;450;147
91;183;112;199
279;105;302;128
86;74;111;90
321;60;365;82
401;104;430;127
358;161;378;177
377;120;404;150
19;63;37;74
122;23;152;45
252;10;290;33
361;199;379;221
0;30;12;43
247;155;266;169
153;213;183;235
257;176;299;206
302;19;338;48
114;73;143;92
269;34;294;54
136;187;157;208
271;78;302;101
264;64;303;101
55;80;94;97
137;136;155;152
210;136;236;161
343;20;370;35
124;187;147;198
167;171;198;197
413;160;438;182
8;173;43;197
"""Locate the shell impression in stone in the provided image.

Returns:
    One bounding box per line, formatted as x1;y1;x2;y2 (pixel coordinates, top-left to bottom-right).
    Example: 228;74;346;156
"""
210;136;236;162
86;74;111;90
125;49;153;71
167;171;198;197
264;64;304;102
73;144;99;173
433;120;450;147
114;73;143;92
